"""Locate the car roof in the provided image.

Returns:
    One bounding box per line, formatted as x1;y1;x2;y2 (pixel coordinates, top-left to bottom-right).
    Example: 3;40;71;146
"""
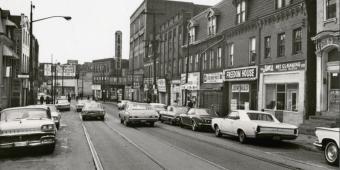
2;105;49;112
150;103;166;106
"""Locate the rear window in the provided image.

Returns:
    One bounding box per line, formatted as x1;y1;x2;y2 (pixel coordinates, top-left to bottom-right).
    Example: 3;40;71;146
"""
0;108;50;121
247;112;274;121
83;103;103;110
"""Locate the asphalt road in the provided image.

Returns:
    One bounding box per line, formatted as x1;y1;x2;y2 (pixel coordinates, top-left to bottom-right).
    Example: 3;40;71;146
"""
0;102;338;170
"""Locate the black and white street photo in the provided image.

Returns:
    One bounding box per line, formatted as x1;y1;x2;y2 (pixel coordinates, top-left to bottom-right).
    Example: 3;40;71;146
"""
0;0;339;169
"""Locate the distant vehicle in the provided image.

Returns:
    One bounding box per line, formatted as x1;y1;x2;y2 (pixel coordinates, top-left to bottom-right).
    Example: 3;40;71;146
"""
211;110;298;144
149;103;167;115
0;105;56;153
76;100;88;112
55;99;70;111
117;100;131;110
179;108;218;131
119;102;158;127
159;106;189;125
81;102;105;121
46;104;61;129
314;127;339;166
57;96;67;100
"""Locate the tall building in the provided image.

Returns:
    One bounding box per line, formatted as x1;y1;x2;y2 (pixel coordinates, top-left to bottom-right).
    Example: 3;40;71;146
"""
130;0;210;102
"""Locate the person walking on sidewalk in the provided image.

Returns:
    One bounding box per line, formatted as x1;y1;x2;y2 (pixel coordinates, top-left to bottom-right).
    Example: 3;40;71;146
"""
40;95;45;104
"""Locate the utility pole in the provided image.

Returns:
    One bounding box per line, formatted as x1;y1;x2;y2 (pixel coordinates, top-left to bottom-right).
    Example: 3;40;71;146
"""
51;55;53;103
28;2;34;105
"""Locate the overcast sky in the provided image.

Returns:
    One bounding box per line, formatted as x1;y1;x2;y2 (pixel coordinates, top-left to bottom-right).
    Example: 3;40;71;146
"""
0;0;221;64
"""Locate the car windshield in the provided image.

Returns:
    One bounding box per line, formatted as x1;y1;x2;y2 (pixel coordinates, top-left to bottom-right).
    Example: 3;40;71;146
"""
247;112;274;121
195;109;218;117
0;108;49;121
58;100;69;104
129;103;152;110
83;103;103;111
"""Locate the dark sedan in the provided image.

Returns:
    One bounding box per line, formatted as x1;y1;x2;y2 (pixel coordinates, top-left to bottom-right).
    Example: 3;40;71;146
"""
81;102;105;121
179;108;218;131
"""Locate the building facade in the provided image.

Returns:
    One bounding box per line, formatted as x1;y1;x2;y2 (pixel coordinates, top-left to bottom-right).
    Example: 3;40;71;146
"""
313;0;340;117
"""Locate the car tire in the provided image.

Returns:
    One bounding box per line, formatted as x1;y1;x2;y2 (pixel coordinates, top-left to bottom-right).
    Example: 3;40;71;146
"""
191;121;198;131
238;130;247;144
324;141;339;166
215;125;222;137
124;119;130;127
120;118;124;124
149;122;155;127
82;115;86;121
44;144;55;154
101;116;105;121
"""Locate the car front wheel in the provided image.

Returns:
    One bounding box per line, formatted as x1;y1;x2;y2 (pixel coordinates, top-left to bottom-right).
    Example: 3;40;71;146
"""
215;125;222;137
324;141;339;166
238;130;247;144
124;119;130;127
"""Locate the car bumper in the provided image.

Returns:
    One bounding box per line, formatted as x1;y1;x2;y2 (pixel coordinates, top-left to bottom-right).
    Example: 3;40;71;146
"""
82;113;105;118
255;133;298;140
0;135;56;149
56;105;70;110
128;118;158;123
313;141;323;150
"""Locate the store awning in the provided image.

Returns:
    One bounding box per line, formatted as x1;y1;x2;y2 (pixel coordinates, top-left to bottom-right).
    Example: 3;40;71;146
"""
3;45;19;59
200;83;223;91
5;19;17;28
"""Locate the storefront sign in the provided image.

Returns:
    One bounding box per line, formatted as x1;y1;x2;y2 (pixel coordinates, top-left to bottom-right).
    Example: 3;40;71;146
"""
231;84;249;93
157;79;166;92
260;60;305;73
44;64;52;76
91;84;101;90
203;72;223;83
224;66;257;81
18;74;29;79
181;72;200;90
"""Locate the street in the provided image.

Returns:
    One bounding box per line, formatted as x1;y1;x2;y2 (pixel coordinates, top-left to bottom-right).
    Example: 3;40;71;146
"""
0;102;337;170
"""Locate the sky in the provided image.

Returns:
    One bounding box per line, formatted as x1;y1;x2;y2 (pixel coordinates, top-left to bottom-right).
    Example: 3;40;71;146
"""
0;0;221;64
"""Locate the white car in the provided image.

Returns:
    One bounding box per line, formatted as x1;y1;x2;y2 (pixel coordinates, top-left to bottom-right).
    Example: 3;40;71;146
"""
119;102;159;127
55;99;70;111
0;105;56;153
314;127;339;166
149;103;167;114
46;104;61;129
76;100;88;112
211;110;298;143
117;100;130;110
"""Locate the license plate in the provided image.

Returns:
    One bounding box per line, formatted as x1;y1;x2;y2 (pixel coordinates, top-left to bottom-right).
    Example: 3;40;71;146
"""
273;136;280;140
14;141;28;147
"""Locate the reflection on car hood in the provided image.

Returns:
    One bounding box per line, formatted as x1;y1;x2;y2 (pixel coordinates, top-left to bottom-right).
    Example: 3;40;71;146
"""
128;110;158;116
252;121;297;129
0;119;54;134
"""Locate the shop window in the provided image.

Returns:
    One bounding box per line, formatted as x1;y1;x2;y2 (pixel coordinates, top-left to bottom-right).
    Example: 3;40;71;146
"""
293;28;302;54
203;52;207;70
265;83;298;112
228;43;234;66
209;50;214;69
208;15;217;36
326;0;337;20
264;36;271;58
231;84;250;110
195;54;199;71
217;47;222;68
278;33;286;57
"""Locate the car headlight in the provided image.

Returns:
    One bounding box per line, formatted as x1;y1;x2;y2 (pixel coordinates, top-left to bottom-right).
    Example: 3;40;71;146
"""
41;124;55;132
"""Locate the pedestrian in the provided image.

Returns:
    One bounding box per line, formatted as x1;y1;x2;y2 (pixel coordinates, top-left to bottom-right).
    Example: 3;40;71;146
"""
187;100;193;108
68;94;71;103
40;95;45;104
46;96;50;104
87;96;90;100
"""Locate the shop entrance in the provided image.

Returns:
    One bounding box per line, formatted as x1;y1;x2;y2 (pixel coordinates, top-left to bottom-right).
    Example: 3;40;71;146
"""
231;84;250;110
329;72;340;113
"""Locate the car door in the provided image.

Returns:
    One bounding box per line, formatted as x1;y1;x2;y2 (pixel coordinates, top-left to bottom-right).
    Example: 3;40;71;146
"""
221;111;239;135
181;109;192;125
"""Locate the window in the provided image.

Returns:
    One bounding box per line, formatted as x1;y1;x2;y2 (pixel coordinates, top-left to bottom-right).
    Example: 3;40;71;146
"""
265;84;298;111
189;27;196;43
326;0;337;19
249;37;256;64
236;0;246;24
278;33;285;57
276;0;291;9
209;50;214;69
208;16;217;35
293;28;302;54
184;57;187;73
189;55;193;72
203;52;207;70
173;60;177;75
217;47;222;68
229;44;234;66
264;36;271;58
195;54;199;71
179;59;182;73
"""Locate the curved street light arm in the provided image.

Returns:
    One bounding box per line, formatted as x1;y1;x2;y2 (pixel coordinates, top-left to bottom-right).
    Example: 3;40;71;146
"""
33;16;72;23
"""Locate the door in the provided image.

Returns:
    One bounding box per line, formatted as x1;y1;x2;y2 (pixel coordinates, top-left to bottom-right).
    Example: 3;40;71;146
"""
180;109;191;125
329;72;340;113
221;111;238;135
287;89;298;112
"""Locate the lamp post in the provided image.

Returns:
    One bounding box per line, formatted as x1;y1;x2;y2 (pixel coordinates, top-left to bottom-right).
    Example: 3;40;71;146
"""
28;1;71;105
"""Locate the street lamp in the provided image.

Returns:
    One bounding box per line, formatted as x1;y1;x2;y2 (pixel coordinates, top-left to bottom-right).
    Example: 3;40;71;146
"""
28;2;71;105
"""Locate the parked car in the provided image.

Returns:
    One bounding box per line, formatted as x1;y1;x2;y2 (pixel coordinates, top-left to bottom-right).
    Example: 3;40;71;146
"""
81;102;105;121
314;127;339;166
179;108;218;131
159;106;189;125
117;100;131;110
55;99;70;111
46;104;61;129
76;100;88;112
119;102;159;127
211;110;298;144
149;103;167;114
0;105;57;153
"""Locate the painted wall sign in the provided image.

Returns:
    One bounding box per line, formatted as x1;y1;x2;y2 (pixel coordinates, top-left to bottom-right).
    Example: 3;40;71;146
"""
260;60;306;73
223;66;257;81
203;72;223;83
181;72;200;90
157;79;166;92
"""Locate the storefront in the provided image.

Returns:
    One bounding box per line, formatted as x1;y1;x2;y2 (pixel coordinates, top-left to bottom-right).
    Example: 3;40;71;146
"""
223;66;258;112
313;33;340;116
199;72;224;115
170;80;182;106
181;72;200;107
258;60;306;125
157;79;167;104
